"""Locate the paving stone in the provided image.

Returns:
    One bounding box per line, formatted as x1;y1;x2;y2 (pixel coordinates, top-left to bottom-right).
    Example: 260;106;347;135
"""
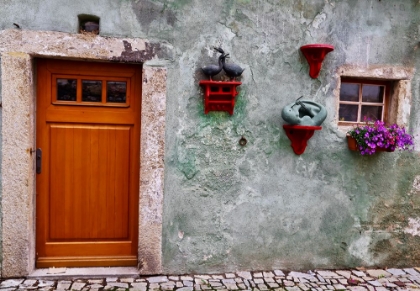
230;279;240;284
222;279;236;285
177;288;193;291
316;271;340;278
289;272;314;279
274;270;285;277
161;284;174;290
108;283;129;289
236;283;246;290
87;280;103;285
56;282;71;290
194;276;211;280
335;271;351;279
298;283;310;291
105;278;118;283
135;279;146;282
385;268;405;276
70;282;86;291
332;284;346;290
253;272;263;278
119;278;134;283
374;288;388;291
268;282;280;288
183;280;193;287
181;276;194;281
210;282;223;287
351;271;366;277
404;268;420;276
285;287;301;291
224;283;238;290
147;276;168;283
1;280;25;289
365;286;375;291
264;277;275;283
257;284;268;290
283;280;295;287
253;279;264;284
317;276;326;283
149;283;160;290
263;271;274;278
361;277;373;281
102;286;112;290
21;280;37;287
176;282;184;288
365;270;391;278
225;273;236;279
212;276;224;280
168;276;179;281
237;272;252;280
89;284;103;289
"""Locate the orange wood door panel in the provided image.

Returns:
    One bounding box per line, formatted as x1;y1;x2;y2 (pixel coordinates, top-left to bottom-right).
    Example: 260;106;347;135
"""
36;59;141;267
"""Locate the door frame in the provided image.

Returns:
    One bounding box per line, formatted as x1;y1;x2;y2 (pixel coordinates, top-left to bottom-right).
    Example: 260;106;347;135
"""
0;29;167;277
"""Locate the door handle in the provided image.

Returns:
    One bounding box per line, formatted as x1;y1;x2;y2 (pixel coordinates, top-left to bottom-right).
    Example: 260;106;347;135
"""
36;148;42;174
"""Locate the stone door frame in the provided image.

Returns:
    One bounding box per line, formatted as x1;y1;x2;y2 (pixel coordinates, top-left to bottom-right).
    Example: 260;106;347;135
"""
0;29;166;277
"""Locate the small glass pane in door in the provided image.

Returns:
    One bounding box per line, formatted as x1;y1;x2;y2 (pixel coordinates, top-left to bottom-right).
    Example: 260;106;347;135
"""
57;79;77;101
107;81;127;103
82;80;102;102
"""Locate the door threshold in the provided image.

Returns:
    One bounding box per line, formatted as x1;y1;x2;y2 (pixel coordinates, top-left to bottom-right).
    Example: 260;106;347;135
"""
29;267;140;279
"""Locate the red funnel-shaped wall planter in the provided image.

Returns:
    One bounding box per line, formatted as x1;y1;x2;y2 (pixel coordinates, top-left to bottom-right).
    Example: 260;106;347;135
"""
300;44;334;79
283;125;322;155
199;80;241;115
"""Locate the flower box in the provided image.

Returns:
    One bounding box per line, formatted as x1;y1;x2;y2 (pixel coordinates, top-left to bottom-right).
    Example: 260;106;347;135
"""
347;119;413;155
347;135;394;152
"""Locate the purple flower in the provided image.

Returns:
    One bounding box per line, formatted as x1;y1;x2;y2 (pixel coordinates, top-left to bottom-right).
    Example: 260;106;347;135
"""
348;118;414;155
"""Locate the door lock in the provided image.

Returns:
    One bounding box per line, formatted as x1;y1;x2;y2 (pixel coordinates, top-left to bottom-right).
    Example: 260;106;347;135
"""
36;148;42;174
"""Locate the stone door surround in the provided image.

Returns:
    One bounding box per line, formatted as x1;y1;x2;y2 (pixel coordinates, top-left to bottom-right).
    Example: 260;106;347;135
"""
0;29;166;277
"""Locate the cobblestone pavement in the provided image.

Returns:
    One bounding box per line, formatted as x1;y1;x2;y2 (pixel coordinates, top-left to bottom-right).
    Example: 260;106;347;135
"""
1;268;420;291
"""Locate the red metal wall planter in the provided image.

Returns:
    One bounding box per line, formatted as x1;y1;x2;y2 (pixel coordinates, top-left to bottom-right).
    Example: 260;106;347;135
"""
199;80;241;115
281;97;327;155
300;44;334;79
283;125;322;155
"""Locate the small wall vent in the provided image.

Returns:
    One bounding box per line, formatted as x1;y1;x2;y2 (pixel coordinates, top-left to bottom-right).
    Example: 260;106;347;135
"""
78;14;100;35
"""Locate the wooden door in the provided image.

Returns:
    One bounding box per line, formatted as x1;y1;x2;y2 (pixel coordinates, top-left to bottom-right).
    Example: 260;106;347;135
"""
36;59;141;267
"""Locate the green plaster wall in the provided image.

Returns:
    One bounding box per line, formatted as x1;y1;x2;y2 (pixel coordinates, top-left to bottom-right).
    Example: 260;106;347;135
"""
1;0;420;274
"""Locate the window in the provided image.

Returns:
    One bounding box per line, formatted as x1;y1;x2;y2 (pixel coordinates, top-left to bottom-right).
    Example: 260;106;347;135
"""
54;75;130;107
338;78;390;124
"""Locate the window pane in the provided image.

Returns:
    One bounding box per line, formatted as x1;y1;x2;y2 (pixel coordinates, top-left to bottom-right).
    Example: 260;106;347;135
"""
340;83;359;102
361;105;383;121
107;81;127;103
82;80;102;102
57;79;77;101
339;104;358;122
362;85;384;103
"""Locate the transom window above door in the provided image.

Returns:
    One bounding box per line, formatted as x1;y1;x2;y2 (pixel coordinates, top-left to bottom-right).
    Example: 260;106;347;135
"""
54;75;130;107
338;78;390;124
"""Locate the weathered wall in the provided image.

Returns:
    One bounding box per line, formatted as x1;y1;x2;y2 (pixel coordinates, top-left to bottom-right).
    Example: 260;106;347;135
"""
1;0;420;274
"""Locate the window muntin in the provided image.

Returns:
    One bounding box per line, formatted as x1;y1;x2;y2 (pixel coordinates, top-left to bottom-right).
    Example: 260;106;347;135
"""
339;79;389;124
53;75;130;107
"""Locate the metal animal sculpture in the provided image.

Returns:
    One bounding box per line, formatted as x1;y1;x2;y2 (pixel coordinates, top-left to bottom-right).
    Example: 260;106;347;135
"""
281;96;327;126
221;53;245;81
201;48;224;80
213;47;245;80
